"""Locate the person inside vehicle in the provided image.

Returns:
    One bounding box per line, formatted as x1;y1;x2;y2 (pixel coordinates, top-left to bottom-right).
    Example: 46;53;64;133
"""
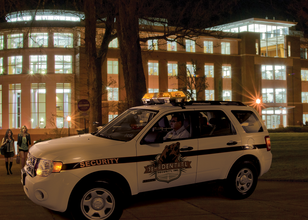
163;114;190;140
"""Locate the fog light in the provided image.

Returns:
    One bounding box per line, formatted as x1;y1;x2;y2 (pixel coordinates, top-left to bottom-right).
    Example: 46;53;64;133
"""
35;189;48;201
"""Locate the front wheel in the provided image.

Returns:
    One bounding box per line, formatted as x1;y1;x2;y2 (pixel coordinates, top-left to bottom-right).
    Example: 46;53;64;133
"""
225;162;258;200
70;182;123;220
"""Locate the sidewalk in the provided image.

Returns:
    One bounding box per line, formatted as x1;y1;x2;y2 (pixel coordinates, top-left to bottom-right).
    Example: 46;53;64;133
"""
1;158;308;220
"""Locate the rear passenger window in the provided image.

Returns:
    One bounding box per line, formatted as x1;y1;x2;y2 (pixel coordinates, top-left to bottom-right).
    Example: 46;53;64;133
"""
232;110;263;133
198;110;236;137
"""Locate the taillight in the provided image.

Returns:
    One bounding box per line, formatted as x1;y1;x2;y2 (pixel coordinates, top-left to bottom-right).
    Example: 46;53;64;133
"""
265;136;271;151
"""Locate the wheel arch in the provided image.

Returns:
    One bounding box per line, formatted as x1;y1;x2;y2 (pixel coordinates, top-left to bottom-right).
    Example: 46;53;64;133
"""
68;170;132;206
227;154;261;178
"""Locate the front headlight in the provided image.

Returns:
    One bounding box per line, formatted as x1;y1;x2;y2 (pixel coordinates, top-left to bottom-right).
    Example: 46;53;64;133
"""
35;159;63;177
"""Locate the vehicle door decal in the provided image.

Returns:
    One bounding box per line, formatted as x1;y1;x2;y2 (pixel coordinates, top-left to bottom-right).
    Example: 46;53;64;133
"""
144;142;192;183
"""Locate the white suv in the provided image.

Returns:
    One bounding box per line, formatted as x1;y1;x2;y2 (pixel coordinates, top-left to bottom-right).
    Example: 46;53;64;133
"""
21;93;272;220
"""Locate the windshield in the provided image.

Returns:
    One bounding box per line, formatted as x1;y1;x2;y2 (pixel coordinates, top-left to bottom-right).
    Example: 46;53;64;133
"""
96;109;158;141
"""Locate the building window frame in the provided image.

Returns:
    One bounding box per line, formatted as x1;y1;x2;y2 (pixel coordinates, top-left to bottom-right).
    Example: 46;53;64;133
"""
31;83;46;128
55;55;72;74
204;41;213;53
7;33;23;49
53;33;73;48
186;39;195;52
167;40;177;51
221;42;230;54
56;83;71;128
168;62;178;76
9;83;21;128
29;33;48;48
30;55;47;74
148;39;158;50
8;56;23;75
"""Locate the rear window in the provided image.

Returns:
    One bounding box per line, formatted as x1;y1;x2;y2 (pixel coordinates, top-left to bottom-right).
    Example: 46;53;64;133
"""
231;110;263;133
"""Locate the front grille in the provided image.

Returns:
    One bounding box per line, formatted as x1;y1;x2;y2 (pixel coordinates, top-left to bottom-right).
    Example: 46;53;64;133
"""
25;152;39;177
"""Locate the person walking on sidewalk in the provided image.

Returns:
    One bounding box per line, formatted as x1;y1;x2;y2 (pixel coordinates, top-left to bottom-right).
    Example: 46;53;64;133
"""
17;125;31;168
1;129;15;175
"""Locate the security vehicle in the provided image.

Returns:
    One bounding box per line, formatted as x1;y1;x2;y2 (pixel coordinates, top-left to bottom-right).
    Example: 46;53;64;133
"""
21;92;272;220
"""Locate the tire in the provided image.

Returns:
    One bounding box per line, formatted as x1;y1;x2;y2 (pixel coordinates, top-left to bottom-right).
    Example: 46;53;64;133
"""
70;182;123;220
225;162;258;200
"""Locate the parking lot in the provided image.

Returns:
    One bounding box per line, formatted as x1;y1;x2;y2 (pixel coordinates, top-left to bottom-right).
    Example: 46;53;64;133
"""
1;159;308;220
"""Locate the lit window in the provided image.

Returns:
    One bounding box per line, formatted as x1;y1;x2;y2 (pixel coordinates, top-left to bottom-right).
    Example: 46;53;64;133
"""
29;33;48;47
186;40;195;52
222;65;231;78
204;41;213;53
54;33;73;48
204;65;214;78
107;60;118;74
275;88;286;103
261;65;273;80
168;89;178;92
274;65;286;80
167;40;177;51
0;85;2;128
288;42;291;57
205;90;214;100
256;41;259;55
0;58;3;74
7;34;23;49
168;62;178;76
148;39;158;50
221;42;230;54
8;56;22;75
223;90;232;101
109;38;118;48
186;63;196;76
56;83;71;128
303;114;308;125
9;84;21;128
302;92;308;103
30;55;47;74
107;87;119;101
262;88;274;103
148;62;159;76
301;69;308;81
108;113;118;122
55;55;72;74
31;83;46;128
148;88;159;93
0;35;3;50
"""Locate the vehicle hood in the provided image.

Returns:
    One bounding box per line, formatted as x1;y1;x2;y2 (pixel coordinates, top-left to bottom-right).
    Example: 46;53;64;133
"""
29;134;133;163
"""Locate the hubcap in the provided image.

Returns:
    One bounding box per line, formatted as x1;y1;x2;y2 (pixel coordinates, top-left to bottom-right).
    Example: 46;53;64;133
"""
81;187;115;219
235;168;253;193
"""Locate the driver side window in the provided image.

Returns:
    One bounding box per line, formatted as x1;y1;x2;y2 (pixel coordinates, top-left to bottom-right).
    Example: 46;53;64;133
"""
143;112;192;144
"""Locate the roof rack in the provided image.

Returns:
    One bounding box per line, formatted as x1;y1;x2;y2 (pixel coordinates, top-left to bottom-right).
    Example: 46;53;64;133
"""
171;100;246;107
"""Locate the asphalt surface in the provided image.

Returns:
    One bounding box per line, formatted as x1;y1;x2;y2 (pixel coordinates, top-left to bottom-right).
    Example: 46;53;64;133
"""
1;159;308;220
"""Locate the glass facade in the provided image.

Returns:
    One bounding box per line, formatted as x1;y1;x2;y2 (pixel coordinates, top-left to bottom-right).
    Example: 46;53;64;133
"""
167;40;177;51
30;55;47;74
8;56;23;75
7;34;23;49
29;33;48;47
9;84;21;128
53;33;73;48
31;83;46;128
56;83;71;128
55;55;72;74
186;40;195;52
204;41;213;53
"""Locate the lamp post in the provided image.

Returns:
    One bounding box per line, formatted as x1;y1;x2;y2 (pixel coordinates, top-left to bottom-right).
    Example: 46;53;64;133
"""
67;116;71;136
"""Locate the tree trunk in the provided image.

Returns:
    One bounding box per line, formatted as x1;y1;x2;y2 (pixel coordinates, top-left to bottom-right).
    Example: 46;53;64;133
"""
84;0;102;133
117;0;147;108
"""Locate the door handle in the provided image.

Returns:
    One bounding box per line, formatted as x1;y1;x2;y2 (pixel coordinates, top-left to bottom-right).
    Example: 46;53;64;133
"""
227;141;237;145
180;147;193;151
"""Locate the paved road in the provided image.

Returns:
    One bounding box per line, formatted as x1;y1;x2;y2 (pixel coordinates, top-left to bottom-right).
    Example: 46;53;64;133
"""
1;159;308;220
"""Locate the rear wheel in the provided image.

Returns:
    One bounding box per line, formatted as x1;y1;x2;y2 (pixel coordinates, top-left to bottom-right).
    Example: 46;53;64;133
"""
225;162;258;199
70;182;123;220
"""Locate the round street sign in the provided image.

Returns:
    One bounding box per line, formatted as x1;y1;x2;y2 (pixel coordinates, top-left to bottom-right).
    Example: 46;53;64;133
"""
78;99;90;111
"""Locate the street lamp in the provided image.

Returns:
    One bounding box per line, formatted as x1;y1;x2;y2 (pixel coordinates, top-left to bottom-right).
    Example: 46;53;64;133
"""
67;116;71;136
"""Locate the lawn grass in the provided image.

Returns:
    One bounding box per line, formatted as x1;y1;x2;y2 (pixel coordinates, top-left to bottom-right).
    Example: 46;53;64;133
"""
259;133;308;181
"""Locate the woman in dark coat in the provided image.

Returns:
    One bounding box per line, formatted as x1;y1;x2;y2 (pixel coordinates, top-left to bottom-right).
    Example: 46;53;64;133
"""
1;129;15;175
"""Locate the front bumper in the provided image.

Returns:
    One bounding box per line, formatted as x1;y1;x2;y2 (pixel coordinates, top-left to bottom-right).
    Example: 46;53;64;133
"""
22;168;80;212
